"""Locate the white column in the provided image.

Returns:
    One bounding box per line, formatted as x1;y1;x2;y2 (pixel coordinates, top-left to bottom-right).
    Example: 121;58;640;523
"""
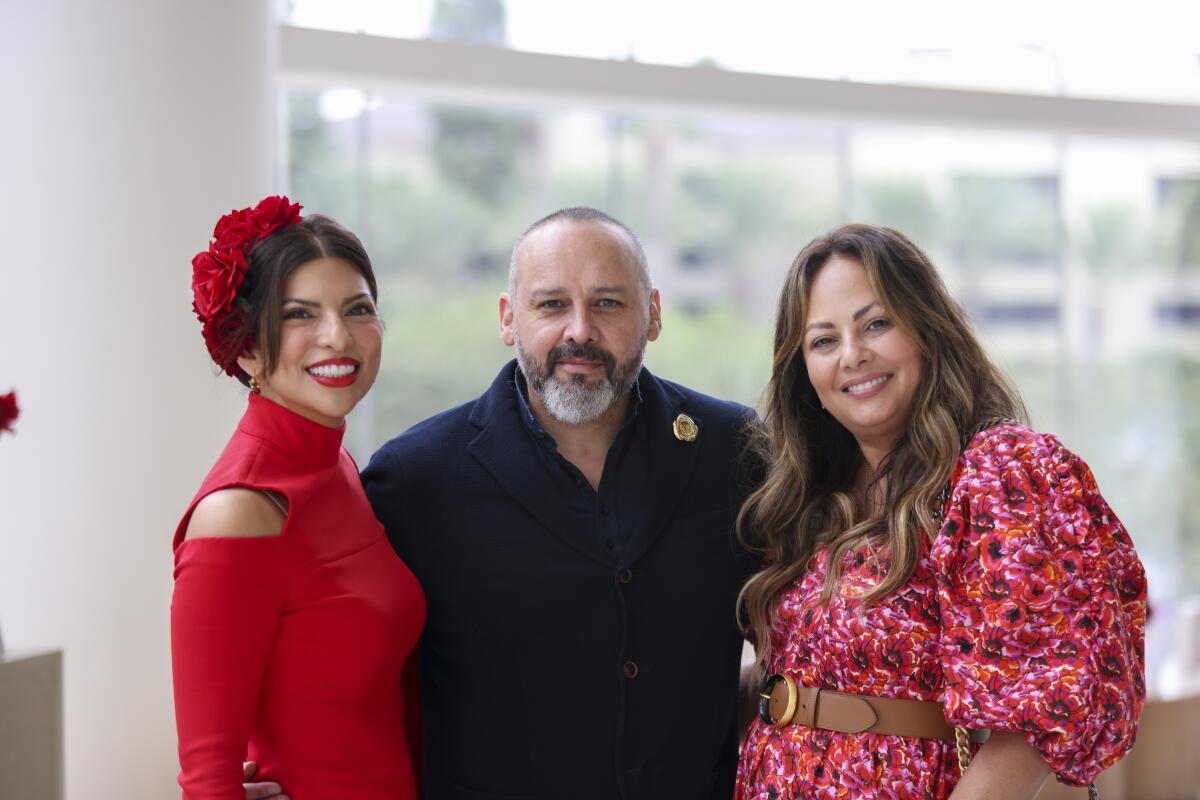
0;2;275;797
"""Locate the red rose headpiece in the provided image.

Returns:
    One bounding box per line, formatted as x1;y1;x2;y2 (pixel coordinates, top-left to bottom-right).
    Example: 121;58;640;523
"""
191;195;303;375
0;390;18;436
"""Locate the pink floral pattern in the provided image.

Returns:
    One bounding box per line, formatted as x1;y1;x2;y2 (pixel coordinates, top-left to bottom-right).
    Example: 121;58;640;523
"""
736;424;1146;799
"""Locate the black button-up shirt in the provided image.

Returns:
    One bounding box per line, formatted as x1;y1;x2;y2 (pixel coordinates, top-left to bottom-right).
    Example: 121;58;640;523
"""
514;366;651;558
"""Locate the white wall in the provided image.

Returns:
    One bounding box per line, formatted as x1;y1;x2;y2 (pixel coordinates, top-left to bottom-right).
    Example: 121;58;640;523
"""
0;2;275;797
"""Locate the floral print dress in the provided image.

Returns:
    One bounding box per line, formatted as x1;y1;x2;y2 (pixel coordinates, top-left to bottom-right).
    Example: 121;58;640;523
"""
736;424;1146;800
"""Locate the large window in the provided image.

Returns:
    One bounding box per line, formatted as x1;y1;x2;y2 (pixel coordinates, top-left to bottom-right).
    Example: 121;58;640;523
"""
279;3;1200;694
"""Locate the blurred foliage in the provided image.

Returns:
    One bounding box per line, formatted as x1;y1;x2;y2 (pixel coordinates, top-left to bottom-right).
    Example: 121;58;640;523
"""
542;172;617;215
673;165;822;268
1079;203;1147;274
287;93;355;216
429;0;506;44
365;174;495;280
1159;178;1200;272
852;178;940;245
645;304;772;408
948;175;1057;266
1177;360;1200;594
371;282;512;428
428;0;539;228
430;107;539;210
287;87;1200;596
1067;354;1200;596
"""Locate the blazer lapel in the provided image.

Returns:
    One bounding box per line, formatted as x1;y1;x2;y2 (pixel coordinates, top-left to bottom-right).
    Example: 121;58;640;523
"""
624;372;703;565
466;363;615;566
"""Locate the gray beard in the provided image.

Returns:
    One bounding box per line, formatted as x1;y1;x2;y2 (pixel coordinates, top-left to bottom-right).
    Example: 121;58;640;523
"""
515;338;645;426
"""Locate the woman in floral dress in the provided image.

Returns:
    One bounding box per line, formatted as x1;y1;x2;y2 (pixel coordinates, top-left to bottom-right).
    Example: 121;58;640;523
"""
736;224;1145;799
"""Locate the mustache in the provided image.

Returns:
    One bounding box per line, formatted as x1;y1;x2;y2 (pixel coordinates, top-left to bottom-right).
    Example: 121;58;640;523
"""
547;343;617;378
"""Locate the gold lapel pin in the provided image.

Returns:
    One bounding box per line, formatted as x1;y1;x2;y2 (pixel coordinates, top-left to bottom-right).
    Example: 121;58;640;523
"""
673;413;698;443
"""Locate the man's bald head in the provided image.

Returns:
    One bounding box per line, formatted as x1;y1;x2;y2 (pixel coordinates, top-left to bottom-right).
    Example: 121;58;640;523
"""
508;207;651;300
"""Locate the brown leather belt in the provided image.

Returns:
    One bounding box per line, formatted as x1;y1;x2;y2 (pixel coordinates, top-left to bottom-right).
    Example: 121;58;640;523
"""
758;674;988;743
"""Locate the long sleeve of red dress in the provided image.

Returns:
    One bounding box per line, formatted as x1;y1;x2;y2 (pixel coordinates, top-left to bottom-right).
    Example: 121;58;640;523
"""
172;538;287;800
170;394;425;800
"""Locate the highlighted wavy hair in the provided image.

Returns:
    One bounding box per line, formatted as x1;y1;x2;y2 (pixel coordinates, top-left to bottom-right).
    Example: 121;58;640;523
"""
737;224;1026;681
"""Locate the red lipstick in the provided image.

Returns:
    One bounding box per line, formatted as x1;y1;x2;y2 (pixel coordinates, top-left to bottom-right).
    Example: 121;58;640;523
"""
306;358;360;388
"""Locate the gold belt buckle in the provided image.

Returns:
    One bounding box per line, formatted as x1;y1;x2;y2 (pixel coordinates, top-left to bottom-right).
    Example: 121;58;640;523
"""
757;673;798;729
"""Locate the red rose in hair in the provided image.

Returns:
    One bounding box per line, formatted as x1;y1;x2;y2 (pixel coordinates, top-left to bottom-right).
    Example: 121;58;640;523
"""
191;248;248;322
201;310;251;377
211;206;256;253
190;196;302;373
210;197;301;254
0;390;18;435
248;195;302;233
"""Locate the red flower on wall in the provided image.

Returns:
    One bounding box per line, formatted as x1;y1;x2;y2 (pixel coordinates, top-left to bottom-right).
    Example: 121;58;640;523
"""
0;390;18;435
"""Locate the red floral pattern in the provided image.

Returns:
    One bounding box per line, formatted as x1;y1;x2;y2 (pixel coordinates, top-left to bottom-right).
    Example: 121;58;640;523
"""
736;424;1146;799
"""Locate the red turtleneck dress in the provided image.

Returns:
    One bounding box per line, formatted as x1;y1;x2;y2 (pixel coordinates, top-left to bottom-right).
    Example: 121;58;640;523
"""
171;394;425;800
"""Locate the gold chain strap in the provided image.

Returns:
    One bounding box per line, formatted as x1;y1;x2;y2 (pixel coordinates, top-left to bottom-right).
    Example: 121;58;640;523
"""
954;726;971;776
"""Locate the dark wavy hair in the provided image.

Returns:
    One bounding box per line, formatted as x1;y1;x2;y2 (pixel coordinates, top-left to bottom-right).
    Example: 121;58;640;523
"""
220;215;377;387
737;224;1027;681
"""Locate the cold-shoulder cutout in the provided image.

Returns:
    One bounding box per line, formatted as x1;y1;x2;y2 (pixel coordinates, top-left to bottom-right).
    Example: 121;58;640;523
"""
183;487;287;541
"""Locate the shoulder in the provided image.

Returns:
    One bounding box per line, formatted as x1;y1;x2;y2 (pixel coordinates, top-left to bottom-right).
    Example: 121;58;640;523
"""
963;423;1070;475
183;487;285;541
362;399;480;488
370;400;476;462
965;422;1061;458
653;374;755;427
957;422;1099;502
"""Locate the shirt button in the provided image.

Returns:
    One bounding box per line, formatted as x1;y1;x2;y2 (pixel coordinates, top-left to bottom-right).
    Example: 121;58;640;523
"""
604;538;615;550
600;503;611;517
619;568;633;584
622;661;639;679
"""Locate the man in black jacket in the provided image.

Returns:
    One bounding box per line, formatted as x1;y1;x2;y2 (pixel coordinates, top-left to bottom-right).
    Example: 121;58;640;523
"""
247;207;757;800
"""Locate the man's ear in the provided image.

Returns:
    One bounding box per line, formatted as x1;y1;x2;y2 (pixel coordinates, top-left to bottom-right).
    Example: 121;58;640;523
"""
647;288;662;342
499;293;516;348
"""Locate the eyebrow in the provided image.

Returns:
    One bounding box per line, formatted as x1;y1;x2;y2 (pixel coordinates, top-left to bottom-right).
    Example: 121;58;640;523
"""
803;302;882;335
528;286;630;301
282;293;372;307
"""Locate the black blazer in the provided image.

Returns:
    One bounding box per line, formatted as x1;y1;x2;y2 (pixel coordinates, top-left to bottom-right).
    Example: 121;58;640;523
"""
363;361;758;800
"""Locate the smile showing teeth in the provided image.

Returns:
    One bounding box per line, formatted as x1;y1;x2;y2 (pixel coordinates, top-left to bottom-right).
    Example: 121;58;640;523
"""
844;374;891;394
307;363;357;378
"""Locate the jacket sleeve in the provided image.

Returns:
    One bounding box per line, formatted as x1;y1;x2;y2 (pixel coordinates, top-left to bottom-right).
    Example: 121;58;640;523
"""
171;537;287;799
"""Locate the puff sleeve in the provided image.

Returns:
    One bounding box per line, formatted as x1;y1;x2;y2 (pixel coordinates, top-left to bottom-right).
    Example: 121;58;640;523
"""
931;426;1147;787
171;537;288;800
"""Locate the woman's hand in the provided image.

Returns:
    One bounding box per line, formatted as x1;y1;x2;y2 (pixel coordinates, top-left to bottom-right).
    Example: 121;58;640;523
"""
949;731;1051;800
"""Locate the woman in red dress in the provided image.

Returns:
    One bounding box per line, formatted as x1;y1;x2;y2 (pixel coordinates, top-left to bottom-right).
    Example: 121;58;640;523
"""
736;224;1145;799
172;197;425;800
